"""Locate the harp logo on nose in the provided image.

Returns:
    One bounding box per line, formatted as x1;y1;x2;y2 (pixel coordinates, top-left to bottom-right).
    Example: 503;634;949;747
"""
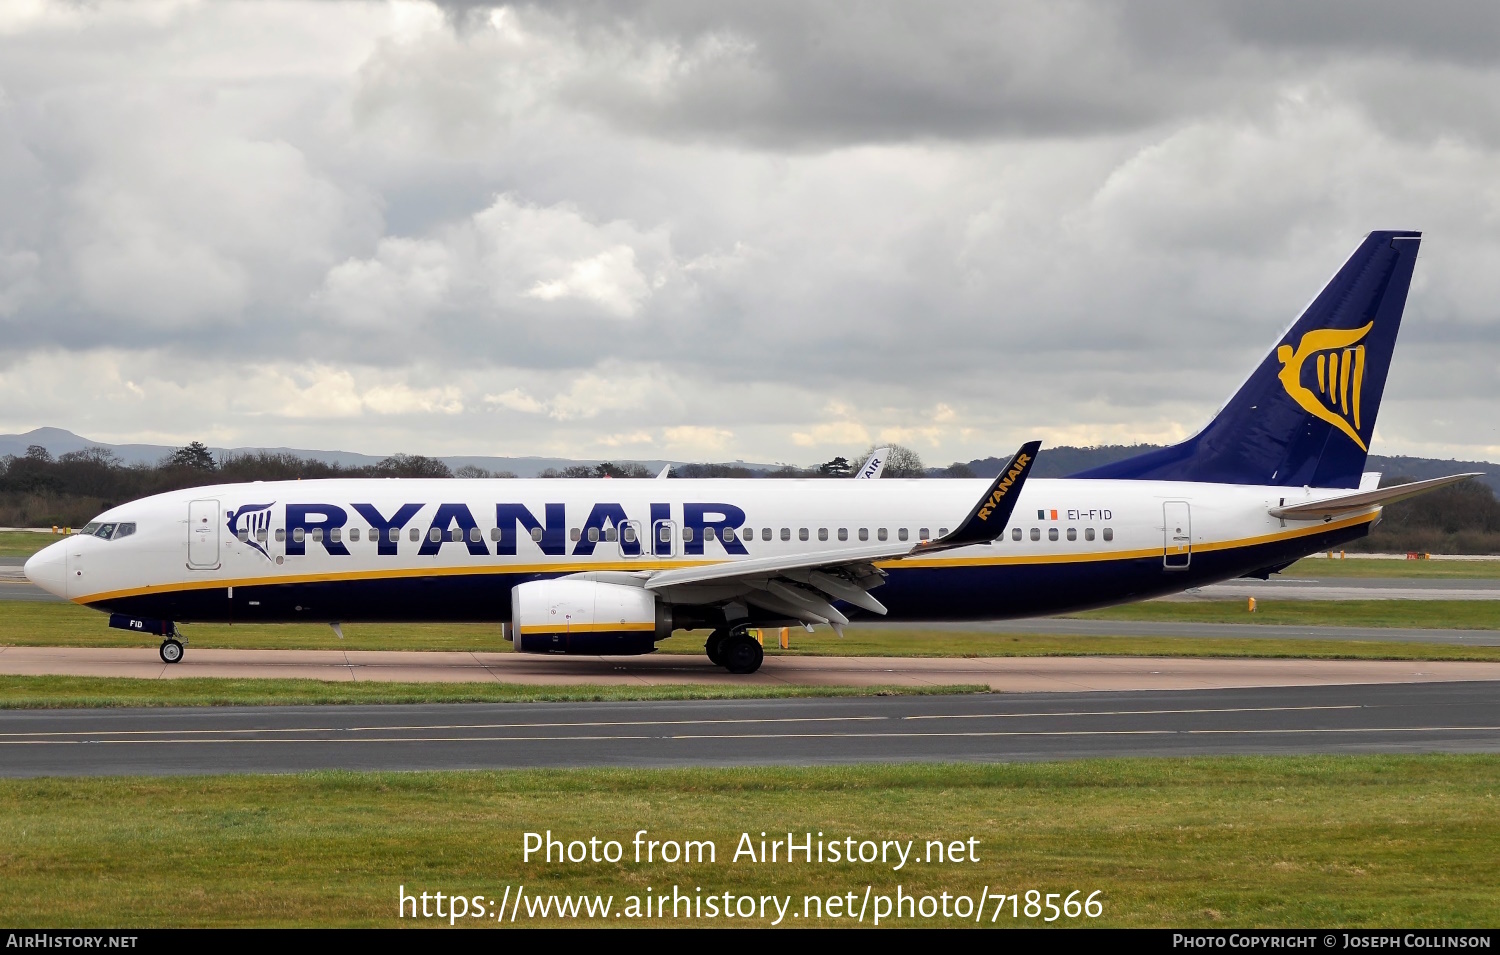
1276;321;1374;452
227;503;276;560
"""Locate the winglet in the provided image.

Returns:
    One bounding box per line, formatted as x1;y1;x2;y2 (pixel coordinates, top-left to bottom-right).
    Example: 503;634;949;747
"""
914;440;1041;554
855;448;890;479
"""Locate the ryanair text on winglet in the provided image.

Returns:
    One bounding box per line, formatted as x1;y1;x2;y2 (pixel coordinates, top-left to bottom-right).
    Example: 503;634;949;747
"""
976;453;1031;522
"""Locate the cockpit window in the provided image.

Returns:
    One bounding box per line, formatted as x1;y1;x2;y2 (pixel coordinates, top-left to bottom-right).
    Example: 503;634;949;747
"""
95;523;117;539
80;523;101;536
112;523;136;540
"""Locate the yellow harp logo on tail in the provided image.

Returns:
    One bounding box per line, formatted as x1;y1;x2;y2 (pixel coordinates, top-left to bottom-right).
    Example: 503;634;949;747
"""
1275;321;1374;452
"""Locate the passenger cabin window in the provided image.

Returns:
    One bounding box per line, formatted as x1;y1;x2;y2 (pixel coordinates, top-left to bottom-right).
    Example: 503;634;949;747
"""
331;528;342;543
312;528;324;543
428;528;441;542
238;528;250;542
389;528;399;543
571;528;581;542
919;528;930;540
818;528;829;542
705;527;717;541
1084;528;1095;541
722;527;735;543
1066;528;1076;541
257;529;268;543
1012;527;1022;541
409;527;420;542
837;528;848;542
1030;528;1040;541
276;529;286;542
683;527;695;542
940;528;949;536
469;528;481;543
898;528;909;542
658;526;671;543
605;527;617;542
877;528;888;541
799;528;809;541
450;528;462;542
532;527;544;543
858;528;869;541
293;528;306;543
1103;528;1114;541
349;528;360;542
762;528;772;541
781;528;791;541
1048;528;1058;541
587;527;599;543
623;525;637;543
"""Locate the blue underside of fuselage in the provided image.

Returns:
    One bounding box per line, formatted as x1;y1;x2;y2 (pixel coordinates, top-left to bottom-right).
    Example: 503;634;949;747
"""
84;520;1372;634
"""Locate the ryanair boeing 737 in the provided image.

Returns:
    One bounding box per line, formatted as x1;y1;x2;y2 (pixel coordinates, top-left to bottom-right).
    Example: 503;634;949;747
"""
24;231;1478;673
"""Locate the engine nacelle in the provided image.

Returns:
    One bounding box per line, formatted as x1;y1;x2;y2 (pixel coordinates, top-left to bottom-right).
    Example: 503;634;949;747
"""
510;578;672;655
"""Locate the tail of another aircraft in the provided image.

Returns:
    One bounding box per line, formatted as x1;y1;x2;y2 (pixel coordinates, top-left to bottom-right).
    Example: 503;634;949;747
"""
1074;230;1422;489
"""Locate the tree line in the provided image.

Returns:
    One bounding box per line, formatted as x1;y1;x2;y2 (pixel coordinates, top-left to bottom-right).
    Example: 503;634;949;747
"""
0;441;931;527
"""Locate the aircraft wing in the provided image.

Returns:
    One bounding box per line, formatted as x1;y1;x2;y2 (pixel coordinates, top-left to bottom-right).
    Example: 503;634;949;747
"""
1268;473;1482;521
643;442;1041;631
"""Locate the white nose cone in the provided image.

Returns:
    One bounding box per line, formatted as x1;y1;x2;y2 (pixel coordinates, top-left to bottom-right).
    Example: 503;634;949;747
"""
23;540;68;598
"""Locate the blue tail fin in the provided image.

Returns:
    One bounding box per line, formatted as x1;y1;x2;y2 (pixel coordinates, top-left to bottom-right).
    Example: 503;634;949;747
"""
1073;231;1421;489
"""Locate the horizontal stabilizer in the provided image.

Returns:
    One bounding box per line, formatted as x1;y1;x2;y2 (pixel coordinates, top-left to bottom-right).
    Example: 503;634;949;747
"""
1268;473;1481;521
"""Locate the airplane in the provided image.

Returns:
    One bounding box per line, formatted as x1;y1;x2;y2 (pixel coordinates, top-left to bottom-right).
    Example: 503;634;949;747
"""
24;230;1479;674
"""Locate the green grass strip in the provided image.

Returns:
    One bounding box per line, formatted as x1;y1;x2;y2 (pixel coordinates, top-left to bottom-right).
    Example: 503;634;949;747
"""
0;756;1495;927
1075;599;1500;630
0;675;984;709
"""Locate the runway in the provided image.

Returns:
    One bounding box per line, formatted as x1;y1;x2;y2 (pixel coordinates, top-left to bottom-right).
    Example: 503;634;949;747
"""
6;644;1500;691
2;681;1497;777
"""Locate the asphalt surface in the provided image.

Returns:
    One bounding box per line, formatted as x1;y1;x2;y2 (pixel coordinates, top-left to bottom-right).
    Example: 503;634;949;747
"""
3;681;1497;777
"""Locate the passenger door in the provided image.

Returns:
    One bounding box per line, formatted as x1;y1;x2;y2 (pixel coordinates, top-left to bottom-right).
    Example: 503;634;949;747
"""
188;499;221;569
1162;501;1191;570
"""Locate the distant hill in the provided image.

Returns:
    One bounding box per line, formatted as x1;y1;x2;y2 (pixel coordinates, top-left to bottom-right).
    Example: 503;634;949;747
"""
957;445;1500;494
0;427;780;478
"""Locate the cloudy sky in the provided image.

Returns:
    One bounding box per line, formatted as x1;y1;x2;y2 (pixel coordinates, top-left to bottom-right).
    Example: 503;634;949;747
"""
1;0;1498;467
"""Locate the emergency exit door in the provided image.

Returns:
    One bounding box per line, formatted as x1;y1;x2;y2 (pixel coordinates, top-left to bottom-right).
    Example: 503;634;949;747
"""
1163;501;1191;570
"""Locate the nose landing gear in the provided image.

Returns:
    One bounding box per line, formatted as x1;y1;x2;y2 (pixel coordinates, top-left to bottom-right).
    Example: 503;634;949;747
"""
159;637;185;664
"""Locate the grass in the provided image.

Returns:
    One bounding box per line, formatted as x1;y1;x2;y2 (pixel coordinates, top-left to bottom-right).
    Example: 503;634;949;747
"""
0;530;63;559
0;675;982;709
0;756;1495;927
1285;556;1500;579
1075;599;1500;631
4;602;1499;662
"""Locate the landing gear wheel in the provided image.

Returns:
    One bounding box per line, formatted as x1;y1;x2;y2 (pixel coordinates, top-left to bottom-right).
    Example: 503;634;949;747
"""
159;639;184;664
722;635;764;675
705;629;728;666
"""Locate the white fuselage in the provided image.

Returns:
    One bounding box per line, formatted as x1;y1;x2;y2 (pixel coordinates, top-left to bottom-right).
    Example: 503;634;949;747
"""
24;476;1376;628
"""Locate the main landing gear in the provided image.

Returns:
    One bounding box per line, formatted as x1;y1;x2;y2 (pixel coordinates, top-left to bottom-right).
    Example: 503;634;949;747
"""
705;627;764;675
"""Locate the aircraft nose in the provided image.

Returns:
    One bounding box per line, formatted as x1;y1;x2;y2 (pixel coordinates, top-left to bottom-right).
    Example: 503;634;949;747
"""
23;540;68;598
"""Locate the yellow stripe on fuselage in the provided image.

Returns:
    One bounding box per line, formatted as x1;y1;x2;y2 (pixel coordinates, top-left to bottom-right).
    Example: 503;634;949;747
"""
76;510;1378;606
